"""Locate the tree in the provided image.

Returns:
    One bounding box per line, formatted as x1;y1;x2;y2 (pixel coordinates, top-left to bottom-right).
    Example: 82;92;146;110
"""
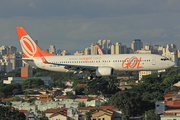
54;90;63;96
142;109;160;120
21;78;45;89
40;115;48;120
85;111;92;120
109;91;142;119
78;102;85;107
0;92;5;100
0;106;25;120
12;89;19;96
73;86;85;95
66;91;76;99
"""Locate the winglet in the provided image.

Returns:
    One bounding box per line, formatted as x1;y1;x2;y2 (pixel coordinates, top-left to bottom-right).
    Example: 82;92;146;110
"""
96;45;104;55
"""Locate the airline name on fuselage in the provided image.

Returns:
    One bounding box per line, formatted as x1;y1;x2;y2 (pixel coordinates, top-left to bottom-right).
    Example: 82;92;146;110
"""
79;57;92;61
69;57;102;61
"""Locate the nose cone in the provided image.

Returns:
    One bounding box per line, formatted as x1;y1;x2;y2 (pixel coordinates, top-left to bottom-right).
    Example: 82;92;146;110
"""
170;61;176;67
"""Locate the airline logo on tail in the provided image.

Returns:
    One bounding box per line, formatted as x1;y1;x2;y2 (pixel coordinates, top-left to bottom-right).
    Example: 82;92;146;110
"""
17;27;56;58
20;35;37;58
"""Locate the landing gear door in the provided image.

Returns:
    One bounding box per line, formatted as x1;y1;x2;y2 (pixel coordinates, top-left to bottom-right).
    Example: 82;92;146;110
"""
152;57;156;65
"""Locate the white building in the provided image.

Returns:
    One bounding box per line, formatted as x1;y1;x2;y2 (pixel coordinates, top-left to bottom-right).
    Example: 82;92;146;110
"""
49;45;56;54
139;71;157;80
162;44;178;66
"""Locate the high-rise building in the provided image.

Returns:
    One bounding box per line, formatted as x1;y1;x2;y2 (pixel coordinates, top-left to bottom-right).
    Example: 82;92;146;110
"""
8;46;17;55
0;46;9;55
111;42;127;54
131;39;143;52
162;44;178;66
61;50;70;56
57;49;62;56
74;51;84;55
84;47;91;55
49;45;56;54
21;66;33;77
91;43;97;55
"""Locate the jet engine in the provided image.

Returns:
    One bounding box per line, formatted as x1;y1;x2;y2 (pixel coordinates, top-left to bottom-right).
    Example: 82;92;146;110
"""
96;67;114;76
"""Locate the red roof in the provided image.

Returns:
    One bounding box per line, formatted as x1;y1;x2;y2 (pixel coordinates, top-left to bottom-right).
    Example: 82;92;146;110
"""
77;84;87;87
19;110;27;114
99;106;118;110
161;113;176;115
127;82;139;85
166;100;180;107
56;95;67;99
39;94;51;97
95;97;102;100
78;107;98;110
117;76;134;79
163;94;173;100
77;96;89;99
2;97;13;102
39;98;52;102
45;108;68;113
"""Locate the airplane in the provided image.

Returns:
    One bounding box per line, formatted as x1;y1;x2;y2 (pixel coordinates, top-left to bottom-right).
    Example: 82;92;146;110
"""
16;27;175;80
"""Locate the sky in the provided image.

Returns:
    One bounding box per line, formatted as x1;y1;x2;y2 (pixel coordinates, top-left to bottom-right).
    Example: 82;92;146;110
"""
1;0;180;54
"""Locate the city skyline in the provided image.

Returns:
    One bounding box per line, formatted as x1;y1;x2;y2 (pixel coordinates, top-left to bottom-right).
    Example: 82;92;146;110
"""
0;1;180;53
0;39;178;55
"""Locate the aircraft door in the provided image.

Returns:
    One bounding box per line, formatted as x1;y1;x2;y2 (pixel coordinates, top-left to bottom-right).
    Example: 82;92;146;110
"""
152;57;156;65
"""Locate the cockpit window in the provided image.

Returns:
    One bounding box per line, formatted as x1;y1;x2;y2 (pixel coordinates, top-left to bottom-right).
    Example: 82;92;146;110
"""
161;57;169;61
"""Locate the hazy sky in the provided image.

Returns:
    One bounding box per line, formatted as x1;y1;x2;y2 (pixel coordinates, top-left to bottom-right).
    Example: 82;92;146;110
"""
1;0;180;53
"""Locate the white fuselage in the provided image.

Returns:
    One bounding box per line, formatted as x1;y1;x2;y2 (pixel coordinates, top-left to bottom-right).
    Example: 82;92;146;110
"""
26;54;175;72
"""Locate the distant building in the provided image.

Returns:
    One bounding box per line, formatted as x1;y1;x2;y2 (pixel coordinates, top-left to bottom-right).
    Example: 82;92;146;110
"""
57;49;62;55
74;51;84;55
49;45;56;54
3;77;53;85
139;71;157;80
21;67;33;77
131;39;143;52
84;47;91;55
61;50;70;55
162;44;178;66
91;43;97;55
111;42;127;54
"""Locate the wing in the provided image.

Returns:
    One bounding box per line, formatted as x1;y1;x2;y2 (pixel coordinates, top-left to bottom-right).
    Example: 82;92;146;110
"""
39;52;97;73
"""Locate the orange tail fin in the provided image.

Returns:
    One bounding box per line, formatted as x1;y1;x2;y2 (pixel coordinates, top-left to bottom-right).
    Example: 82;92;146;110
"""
16;27;56;58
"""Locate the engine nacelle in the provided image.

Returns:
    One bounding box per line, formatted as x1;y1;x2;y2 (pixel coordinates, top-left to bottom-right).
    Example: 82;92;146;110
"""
96;67;114;76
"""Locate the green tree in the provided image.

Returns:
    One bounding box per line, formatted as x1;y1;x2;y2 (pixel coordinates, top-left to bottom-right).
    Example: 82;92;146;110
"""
109;91;142;119
78;102;85;107
0;106;25;120
40;115;48;120
142;109;160;120
21;78;45;89
85;111;92;120
66;91;76;99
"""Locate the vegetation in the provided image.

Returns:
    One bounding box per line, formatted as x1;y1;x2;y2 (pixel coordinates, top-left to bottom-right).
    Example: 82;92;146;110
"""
0;106;26;120
142;109;160;120
0;66;180;119
109;91;142;119
78;102;85;107
21;78;45;90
